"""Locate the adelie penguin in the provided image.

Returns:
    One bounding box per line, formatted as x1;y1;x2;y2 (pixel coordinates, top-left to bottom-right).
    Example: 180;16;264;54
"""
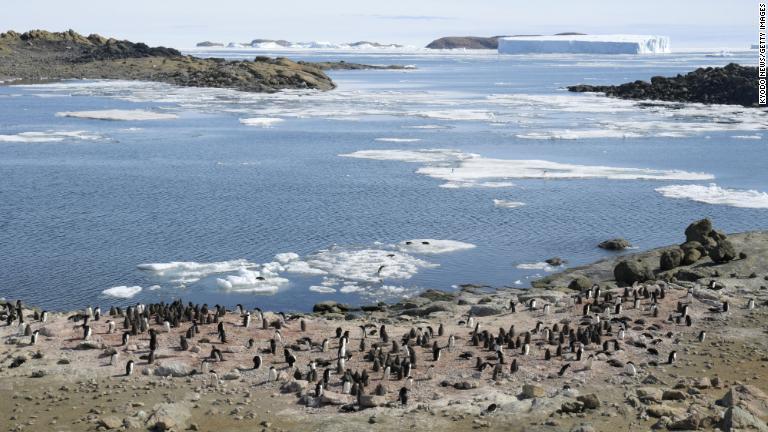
125;360;135;376
253;355;262;370
398;387;409;405
667;350;677;364
432;346;442;362
557;363;570;376
82;325;92;341
268;366;277;382
697;330;706;342
30;330;39;345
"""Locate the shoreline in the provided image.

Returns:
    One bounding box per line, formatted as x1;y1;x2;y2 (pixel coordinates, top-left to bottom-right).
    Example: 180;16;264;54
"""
2;222;767;431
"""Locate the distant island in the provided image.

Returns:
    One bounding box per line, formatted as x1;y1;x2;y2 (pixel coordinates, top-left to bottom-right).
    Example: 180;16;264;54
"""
568;63;758;106
0;30;335;92
425;33;585;49
196;39;404;49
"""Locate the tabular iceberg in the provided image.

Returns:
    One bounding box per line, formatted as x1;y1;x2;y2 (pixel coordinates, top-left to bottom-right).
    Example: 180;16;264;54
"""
498;35;671;54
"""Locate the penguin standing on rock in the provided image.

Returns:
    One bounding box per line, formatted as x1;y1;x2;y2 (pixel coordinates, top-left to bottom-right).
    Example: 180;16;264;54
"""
125;360;134;376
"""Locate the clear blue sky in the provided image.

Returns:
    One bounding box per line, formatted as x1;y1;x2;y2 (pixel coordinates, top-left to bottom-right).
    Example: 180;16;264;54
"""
0;0;757;49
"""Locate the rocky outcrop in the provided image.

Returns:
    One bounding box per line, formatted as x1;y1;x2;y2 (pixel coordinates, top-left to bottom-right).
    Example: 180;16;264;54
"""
598;238;632;250
196;41;225;47
613;259;654;286
568;63;759;107
0;29;335;92
426;36;507;49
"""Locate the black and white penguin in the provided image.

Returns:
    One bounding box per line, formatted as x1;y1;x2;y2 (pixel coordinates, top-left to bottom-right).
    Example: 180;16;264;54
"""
667;351;677;364
40;310;48;323
529;299;538;311
557;363;570;376
83;325;92;341
268;366;277;381
398;387;409;405
698;330;706;342
685;315;693;327
521;343;530;356
122;331;130;346
624;361;637;376
432;346;442;362
110;351;119;365
125;360;135;376
722;301;730;313
30;330;39;345
253;355;262;370
747;298;756;310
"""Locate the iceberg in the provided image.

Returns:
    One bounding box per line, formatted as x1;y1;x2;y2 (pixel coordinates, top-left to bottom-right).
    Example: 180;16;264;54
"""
498;35;671;54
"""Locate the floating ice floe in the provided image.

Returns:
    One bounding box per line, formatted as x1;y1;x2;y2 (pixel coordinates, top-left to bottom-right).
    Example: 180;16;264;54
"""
655;184;768;209
0;131;101;142
137;259;255;284
303;247;437;283
309;286;337;293
731;135;762;140
102;285;143;298
396;239;476;254
493;199;526;208
516;129;644;140
239;117;284;127
341;149;713;187
56;109;178;121
516;262;560;272
441;181;516;189
216;267;287;293
375;137;422;143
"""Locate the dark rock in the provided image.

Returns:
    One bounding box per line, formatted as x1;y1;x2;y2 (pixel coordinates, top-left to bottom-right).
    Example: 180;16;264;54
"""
709;239;736;263
685;219;714;243
313;301;349;314
545;257;565;266
660;248;684;271
577;394;600;409
614;260;654;286
468;305;502;317
568;64;761;107
568;276;592;291
561;401;584;413
598;238;632;250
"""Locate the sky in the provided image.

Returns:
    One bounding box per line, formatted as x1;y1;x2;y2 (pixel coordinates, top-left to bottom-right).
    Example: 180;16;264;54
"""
0;0;758;49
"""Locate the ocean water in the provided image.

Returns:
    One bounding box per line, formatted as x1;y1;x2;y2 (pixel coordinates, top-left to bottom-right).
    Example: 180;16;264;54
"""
1;50;766;311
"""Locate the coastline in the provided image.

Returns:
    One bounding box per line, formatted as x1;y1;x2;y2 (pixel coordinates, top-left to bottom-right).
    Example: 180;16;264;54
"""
2;228;767;431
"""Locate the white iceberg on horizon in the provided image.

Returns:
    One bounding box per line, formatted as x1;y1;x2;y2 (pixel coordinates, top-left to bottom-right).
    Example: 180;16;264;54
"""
498;34;671;55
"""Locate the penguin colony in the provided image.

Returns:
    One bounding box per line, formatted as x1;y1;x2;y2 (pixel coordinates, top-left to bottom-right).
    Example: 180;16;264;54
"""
0;279;758;410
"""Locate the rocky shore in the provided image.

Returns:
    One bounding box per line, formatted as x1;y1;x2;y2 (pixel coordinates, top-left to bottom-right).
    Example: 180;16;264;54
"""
567;63;760;107
0;30;336;92
1;219;766;431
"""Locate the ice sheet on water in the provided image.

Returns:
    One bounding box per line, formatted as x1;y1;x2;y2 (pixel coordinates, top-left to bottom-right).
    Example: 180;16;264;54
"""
102;285;142;298
655;184;768;209
375;138;422;142
516;262;560;272
303;247;437;283
0;131;101;142
396;239;476;254
137;260;255;284
56;109;178;121
493;199;526;208
239;117;284;127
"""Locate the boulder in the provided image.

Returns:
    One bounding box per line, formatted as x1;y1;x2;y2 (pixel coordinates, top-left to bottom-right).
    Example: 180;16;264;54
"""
400;301;457;317
99;416;123;430
614;260;654;286
521;384;545;399
709;239;736;263
359;394;388;408
685;219;713;244
675;268;708;282
320;390;353;405
598;238;632;250
313;301;349;314
647;404;684;418
577;394;600;410
568;276;592;291
660;248;684;271
146;402;192;431
723;406;768;432
280;380;308;394
545;257;565;266
468;305;503;317
682;248;703;265
154;362;192;377
561;401;584;413
662;390;687;401
717;384;768;418
668;413;701;430
637;387;664;403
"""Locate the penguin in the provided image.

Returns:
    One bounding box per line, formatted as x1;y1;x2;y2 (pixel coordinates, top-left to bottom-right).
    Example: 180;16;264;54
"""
521;343;530;356
432;346;442;362
242;313;251;328
448;334;456;352
529;299;537;311
722;301;730;313
269;339;277;355
337;357;345;374
338;337;347;359
698;330;706;342
321;339;329;352
107;320;116;334
383;365;391;381
668;351;677;364
685;315;693;327
315;383;323;398
94;307;101;321
510;358;519;373
543;304;551;315
342;380;352;394
125;360;135;376
585;354;593;370
398;387;409;405
633;298;641;310
614;303;622;315
747;298;756;310
300;319;307;332
557;363;570;377
30;330;39;345
40;311;48;323
110;351;119;366
122;332;130;346
83;325;92;341
583;304;591;316
268;366;277;382
618;328;625;340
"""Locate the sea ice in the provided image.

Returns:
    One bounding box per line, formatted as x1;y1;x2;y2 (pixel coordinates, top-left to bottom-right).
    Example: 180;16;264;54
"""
516;262;560;272
137;259;255;284
656;184;768;209
56;110;178;121
102;285;143;298
309;286;337;293
396;239;476;254
303;247;437;283
0;131;101;142
375;138;422;142
493;199;526;208
239;117;284;127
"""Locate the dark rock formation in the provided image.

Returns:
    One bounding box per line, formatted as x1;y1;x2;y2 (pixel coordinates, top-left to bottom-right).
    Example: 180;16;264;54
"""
196;41;225;47
614;260;654;286
659;248;684;271
683;218;736;264
598;238;632;251
568;276;592;291
426;36;507;50
0;29;335;92
568;63;759;107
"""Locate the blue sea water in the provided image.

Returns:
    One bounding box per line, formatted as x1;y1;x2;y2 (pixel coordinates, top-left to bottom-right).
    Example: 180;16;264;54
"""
0;50;766;311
